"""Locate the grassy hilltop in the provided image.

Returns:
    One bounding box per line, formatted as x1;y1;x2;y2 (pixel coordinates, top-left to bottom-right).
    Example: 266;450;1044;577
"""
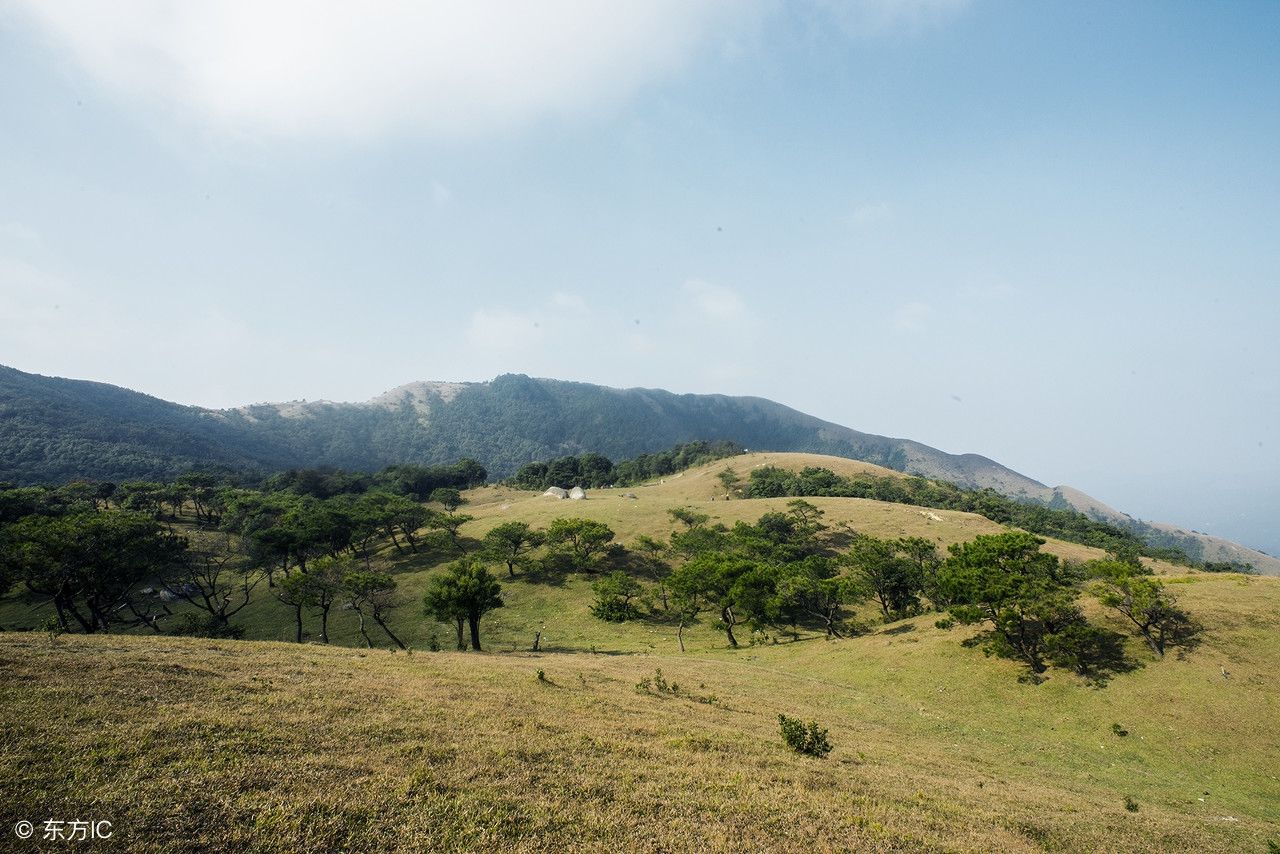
2;453;1278;852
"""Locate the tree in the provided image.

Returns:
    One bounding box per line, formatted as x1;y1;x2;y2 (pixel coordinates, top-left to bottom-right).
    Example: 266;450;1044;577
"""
1090;561;1196;657
8;510;186;633
381;495;430;552
667;552;756;648
939;532;1083;675
479;521;544;577
667;562;709;653
430;488;467;513
344;570;406;649
545;518;615;572
590;571;643;621
843;536;921;621
897;536;944;607
274;574;308;643
279;555;348;643
668;506;710;529
633;534;672;608
426;509;474;553
161;533;261;633
716;466;741;493
774;557;864;638
423;557;503;651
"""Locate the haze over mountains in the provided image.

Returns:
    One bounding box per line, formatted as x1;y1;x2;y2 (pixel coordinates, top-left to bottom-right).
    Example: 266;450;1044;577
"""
1;363;1274;574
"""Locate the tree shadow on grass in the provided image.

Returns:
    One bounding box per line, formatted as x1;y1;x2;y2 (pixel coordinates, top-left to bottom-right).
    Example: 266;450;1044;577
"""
960;625;1142;687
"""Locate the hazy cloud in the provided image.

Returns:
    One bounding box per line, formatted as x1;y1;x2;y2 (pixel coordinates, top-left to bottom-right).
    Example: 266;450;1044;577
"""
10;0;749;141
813;0;971;37
0;222;43;249
848;202;892;227
893;300;932;332
429;180;453;207
465;307;545;351
550;291;589;314
684;278;749;325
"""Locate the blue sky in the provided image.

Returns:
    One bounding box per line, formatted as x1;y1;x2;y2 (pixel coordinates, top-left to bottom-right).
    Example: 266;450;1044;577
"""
1;1;1277;554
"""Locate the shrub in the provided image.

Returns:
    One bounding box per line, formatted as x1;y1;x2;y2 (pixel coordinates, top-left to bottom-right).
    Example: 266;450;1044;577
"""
1111;723;1129;737
778;714;832;758
1124;796;1139;813
168;613;245;639
590;570;642;622
934;617;956;630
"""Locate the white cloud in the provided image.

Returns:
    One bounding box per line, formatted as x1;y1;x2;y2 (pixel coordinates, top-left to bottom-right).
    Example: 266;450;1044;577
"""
813;0;970;37
0;222;43;249
429;180;452;207
849;202;892;227
893;300;932;332
683;278;749;325
9;0;749;141
550;291;588;314
465;307;545;351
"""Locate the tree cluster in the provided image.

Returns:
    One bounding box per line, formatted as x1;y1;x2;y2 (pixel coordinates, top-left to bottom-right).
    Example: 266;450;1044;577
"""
745;466;1194;565
509;441;745;491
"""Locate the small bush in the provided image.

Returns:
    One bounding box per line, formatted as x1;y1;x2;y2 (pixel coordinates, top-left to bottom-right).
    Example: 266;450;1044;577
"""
536;669;547;683
934;617;956;630
42;616;65;645
1111;723;1129;737
168;613;245;639
636;669;717;705
1124;796;1139;813
778;714;832;758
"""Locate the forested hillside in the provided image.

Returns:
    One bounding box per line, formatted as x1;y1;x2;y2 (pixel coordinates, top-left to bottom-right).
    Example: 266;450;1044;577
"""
0;366;1032;488
4;365;1276;573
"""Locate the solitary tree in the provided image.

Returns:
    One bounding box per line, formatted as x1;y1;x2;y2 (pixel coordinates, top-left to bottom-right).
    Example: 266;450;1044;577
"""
1090;561;1195;657
668;506;710;529
430;488;467;513
939;532;1082;674
423;557;503;651
545;517;615;572
716;466;741;494
344;570;406;649
480;521;544;577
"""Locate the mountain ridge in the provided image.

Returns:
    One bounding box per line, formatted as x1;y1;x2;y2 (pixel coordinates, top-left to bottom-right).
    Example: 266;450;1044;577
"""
1;363;1275;574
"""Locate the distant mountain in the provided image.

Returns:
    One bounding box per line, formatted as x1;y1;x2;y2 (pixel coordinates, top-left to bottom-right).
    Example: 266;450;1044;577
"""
2;364;1276;574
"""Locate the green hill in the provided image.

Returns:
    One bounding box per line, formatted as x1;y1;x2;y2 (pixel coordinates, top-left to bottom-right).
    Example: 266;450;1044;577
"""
2;452;1278;852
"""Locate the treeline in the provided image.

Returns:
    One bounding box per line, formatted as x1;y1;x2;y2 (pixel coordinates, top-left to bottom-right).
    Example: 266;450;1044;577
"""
743;465;1194;565
0;459;487;640
588;501;1199;681
509;440;745;491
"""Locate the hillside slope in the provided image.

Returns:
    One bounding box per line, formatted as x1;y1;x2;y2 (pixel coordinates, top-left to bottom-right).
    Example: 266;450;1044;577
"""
2;566;1277;853
3;451;1277;851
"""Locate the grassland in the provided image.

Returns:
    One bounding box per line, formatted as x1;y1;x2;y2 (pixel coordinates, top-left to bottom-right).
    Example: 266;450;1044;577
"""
1;453;1277;851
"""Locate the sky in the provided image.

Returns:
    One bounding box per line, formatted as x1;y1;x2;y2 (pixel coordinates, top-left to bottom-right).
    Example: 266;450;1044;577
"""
1;0;1277;554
